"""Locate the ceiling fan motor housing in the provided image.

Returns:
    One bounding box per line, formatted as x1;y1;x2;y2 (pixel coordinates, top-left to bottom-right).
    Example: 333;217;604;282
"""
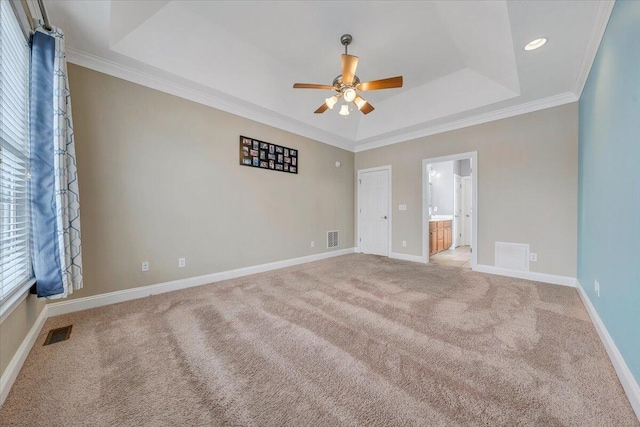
333;75;360;91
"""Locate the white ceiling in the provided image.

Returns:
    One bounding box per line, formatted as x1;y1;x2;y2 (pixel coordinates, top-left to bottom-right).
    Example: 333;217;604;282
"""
44;0;613;152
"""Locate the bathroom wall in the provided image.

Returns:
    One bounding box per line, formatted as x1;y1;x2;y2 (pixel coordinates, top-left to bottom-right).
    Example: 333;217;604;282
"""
459;159;471;177
429;161;454;216
453;159;471;177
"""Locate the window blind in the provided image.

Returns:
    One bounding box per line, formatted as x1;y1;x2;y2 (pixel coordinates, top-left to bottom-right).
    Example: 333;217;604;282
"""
0;0;32;304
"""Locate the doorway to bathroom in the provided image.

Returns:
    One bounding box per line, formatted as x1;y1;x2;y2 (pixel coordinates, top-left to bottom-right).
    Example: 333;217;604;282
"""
422;152;478;269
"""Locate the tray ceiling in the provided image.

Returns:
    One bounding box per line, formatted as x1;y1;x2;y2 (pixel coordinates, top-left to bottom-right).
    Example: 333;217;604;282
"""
45;0;612;151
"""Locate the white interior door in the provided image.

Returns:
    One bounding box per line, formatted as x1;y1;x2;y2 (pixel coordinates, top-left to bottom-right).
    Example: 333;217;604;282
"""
453;174;462;247
359;169;390;256
462;176;472;246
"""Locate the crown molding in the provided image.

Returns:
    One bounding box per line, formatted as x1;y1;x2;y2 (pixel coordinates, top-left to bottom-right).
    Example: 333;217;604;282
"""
353;91;578;152
65;48;356;152
573;0;615;98
66;45;588;155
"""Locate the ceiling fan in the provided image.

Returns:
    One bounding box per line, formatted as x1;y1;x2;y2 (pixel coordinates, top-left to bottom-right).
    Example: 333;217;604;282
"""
293;34;403;117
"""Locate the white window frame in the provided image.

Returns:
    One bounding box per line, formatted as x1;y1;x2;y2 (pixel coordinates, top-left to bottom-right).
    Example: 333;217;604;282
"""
0;0;35;323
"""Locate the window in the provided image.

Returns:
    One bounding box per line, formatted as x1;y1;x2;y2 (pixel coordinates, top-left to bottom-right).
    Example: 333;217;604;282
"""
0;0;33;309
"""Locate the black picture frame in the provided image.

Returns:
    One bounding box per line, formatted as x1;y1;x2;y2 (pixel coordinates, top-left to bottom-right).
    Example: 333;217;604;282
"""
239;135;299;174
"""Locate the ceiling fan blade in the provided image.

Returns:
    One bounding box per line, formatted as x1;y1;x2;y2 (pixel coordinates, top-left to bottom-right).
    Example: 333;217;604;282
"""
354;95;375;115
357;76;403;91
314;103;329;114
293;83;336;90
342;54;359;85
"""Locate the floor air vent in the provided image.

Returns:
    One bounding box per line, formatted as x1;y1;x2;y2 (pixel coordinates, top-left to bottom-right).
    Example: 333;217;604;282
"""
44;325;73;346
327;230;339;248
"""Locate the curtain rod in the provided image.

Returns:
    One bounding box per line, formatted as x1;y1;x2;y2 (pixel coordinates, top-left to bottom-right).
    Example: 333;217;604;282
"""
18;0;34;31
36;0;51;31
20;0;51;31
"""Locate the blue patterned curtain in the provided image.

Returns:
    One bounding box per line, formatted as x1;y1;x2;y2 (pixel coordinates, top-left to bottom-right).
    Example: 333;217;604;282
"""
30;26;83;299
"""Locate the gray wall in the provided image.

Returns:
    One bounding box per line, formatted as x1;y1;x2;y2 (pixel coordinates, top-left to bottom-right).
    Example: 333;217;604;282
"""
355;103;578;277
63;64;354;299
430;161;454;216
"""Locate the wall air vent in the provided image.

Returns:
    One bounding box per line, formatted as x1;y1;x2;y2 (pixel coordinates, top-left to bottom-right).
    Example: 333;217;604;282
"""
327;230;339;249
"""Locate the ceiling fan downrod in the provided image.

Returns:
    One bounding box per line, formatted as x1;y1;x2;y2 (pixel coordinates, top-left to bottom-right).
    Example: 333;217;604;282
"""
341;34;352;55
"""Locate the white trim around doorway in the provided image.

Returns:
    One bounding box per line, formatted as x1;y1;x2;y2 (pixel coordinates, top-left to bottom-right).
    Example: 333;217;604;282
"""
356;165;392;257
422;152;478;268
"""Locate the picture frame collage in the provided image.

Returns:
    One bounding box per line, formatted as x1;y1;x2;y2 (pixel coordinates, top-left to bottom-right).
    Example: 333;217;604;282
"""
239;136;298;174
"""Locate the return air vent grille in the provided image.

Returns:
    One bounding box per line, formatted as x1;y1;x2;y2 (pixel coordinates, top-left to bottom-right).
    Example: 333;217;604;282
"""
495;242;530;271
327;230;339;249
44;325;73;346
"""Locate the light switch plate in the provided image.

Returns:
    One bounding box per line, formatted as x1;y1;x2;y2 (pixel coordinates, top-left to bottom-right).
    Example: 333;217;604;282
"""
178;257;186;268
399;204;407;211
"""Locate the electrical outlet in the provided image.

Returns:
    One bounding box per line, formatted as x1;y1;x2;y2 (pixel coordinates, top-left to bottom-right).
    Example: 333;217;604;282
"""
402;240;407;247
310;241;315;248
178;257;186;268
529;253;538;262
141;261;149;272
595;280;600;297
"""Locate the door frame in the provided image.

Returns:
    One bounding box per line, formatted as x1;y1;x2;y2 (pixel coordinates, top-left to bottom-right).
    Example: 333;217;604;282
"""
357;165;392;256
461;175;472;246
422;152;478;268
453;173;462;248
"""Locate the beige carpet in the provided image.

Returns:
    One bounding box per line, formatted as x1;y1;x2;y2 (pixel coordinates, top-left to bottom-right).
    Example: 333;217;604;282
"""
1;254;637;426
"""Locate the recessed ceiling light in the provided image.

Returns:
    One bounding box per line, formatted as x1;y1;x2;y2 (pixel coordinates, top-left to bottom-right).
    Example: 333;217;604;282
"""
524;38;547;51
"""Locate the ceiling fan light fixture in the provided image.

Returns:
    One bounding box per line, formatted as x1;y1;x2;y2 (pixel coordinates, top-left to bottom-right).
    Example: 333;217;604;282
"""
343;87;357;103
325;95;339;109
353;97;366;110
339;104;350;116
524;37;547;51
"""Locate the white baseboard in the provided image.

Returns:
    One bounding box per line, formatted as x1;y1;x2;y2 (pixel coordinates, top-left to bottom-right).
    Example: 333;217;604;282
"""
576;280;640;421
389;252;426;263
0;304;48;407
474;264;576;287
48;248;355;317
